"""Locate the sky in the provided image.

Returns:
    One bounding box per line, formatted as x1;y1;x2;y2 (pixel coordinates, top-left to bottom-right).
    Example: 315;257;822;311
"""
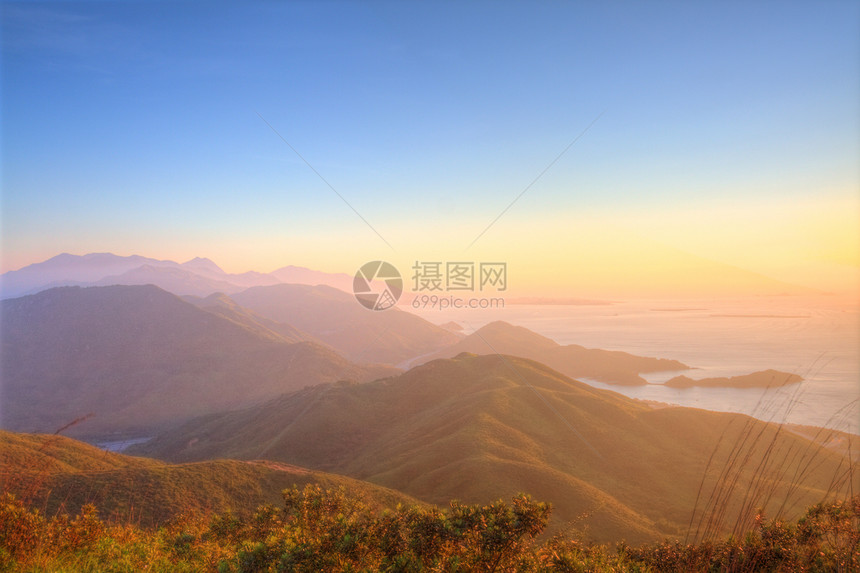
2;0;859;298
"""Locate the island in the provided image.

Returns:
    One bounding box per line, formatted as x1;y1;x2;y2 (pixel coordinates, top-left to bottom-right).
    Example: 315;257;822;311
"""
663;369;802;389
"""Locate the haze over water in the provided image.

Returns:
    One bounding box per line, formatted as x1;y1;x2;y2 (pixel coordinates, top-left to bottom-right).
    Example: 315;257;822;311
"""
414;295;860;433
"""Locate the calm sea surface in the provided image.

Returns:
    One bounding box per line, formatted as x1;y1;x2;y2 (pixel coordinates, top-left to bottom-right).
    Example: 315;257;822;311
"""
412;296;860;433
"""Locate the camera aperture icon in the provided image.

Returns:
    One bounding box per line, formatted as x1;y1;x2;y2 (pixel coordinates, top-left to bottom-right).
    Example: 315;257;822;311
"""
353;261;403;311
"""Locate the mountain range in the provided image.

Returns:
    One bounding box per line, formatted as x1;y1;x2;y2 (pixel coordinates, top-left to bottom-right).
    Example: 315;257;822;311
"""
0;282;698;441
132;352;857;544
1;252;853;547
0;284;398;438
230;284;460;365
0;253;354;299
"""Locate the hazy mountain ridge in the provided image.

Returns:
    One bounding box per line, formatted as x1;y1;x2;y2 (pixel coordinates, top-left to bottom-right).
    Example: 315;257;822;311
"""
1;253;169;292
91;264;249;296
269;265;354;293
0;252;352;299
182;292;322;345
0;285;398;438
231;284;462;365
134;353;856;543
1;252;822;303
416;321;688;385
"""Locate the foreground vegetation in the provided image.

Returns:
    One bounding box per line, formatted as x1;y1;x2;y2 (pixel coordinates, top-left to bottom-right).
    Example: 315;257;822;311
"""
1;485;857;572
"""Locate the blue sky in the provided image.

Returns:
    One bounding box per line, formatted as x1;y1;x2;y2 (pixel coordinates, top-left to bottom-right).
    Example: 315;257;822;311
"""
2;1;858;295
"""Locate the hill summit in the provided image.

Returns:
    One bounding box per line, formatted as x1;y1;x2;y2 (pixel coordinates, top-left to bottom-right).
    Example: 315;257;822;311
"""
416;320;688;384
135;352;856;543
0;285;396;437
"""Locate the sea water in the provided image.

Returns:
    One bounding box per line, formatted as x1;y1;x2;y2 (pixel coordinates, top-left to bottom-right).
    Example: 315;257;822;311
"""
412;296;860;433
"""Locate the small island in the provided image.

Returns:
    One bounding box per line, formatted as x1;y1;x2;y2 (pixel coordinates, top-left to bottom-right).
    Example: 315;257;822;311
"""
663;369;802;389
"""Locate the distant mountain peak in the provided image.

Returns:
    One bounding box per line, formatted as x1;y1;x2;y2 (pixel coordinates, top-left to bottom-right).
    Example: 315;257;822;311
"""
269;265;354;293
0;283;397;437
1;253;285;299
182;257;225;275
472;321;559;348
453;351;479;360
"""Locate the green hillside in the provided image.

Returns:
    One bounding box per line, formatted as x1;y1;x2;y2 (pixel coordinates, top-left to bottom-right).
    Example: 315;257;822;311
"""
136;353;858;544
0;285;398;438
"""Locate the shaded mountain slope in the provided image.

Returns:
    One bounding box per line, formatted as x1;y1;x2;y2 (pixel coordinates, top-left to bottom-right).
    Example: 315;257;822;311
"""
93;264;247;296
0;285;398;438
0;431;418;528
417;321;688;384
178;257;281;288
183;292;319;345
269;265;354;293
136;353;857;543
231;284;461;365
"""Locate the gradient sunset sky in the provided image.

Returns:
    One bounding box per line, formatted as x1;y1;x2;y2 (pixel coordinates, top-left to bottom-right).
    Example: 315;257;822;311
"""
2;1;858;297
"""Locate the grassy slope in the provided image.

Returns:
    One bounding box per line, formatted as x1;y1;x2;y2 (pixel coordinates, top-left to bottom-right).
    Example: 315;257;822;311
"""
135;353;858;545
0;431;419;528
0;285;398;438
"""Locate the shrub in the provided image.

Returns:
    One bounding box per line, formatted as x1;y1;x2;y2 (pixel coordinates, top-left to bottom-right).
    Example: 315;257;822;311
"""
0;486;856;572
